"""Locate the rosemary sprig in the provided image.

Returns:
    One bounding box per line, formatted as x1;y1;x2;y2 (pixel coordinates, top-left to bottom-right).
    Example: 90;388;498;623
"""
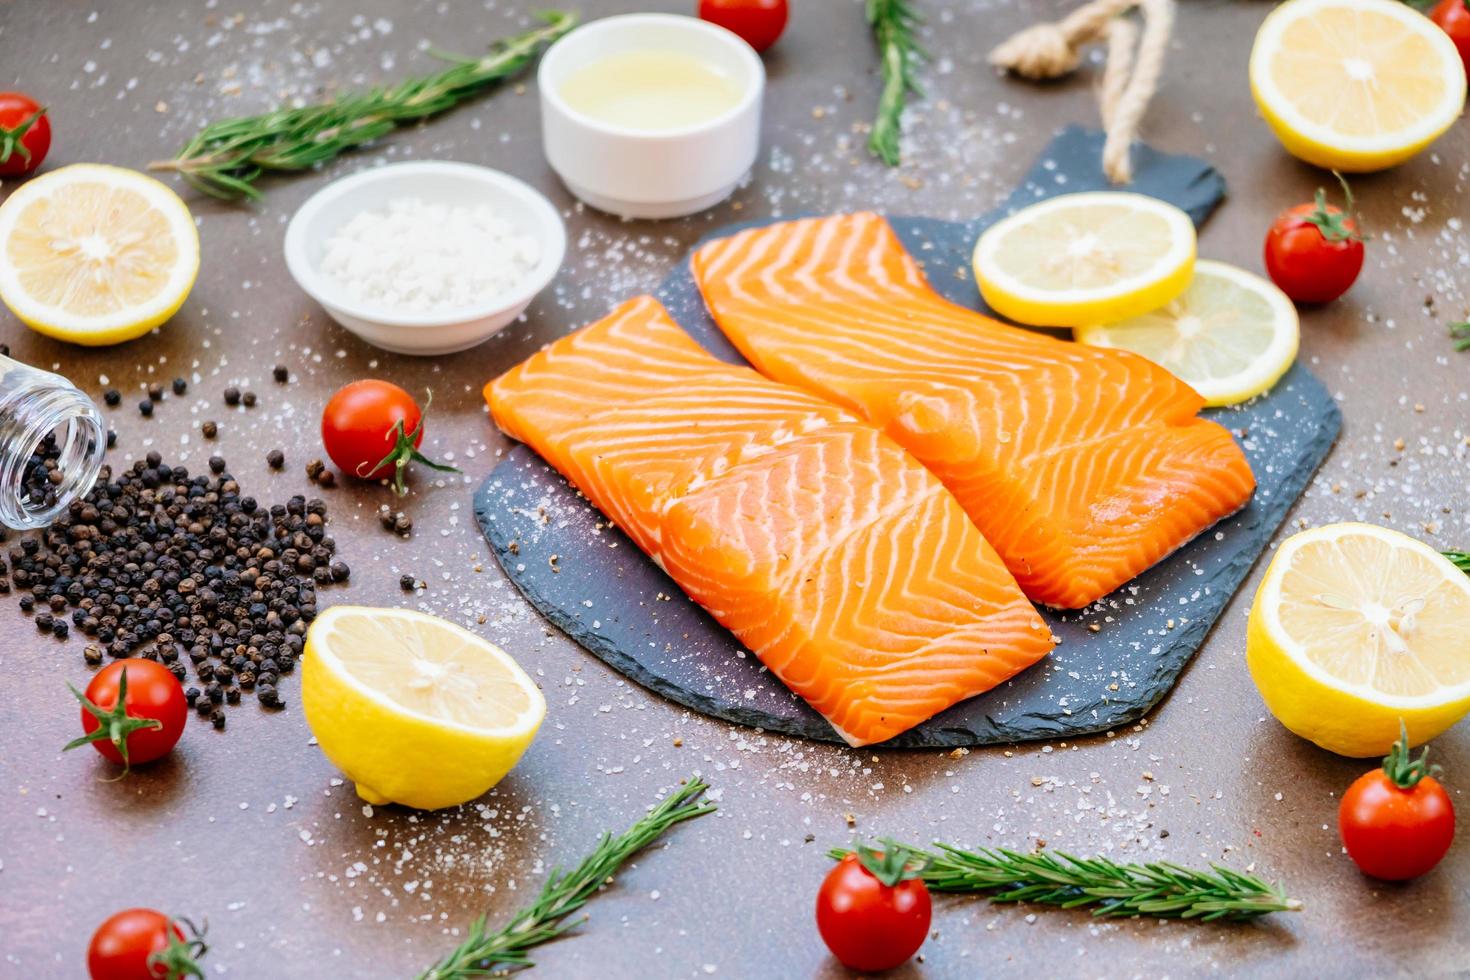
151;11;577;200
1443;550;1470;573
830;840;1301;922
1449;321;1470;352
418;777;716;979
865;0;926;166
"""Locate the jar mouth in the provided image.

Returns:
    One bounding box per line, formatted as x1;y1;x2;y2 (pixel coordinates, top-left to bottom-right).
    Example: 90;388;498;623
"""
0;382;105;530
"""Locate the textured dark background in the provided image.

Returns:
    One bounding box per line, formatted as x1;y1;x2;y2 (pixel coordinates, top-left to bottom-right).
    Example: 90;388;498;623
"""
2;1;1468;976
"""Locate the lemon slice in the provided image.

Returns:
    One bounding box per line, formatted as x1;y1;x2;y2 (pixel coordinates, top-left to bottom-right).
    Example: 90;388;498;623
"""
1074;260;1299;407
1249;0;1467;172
302;606;546;810
1248;523;1470;758
0;163;199;346
972;192;1196;328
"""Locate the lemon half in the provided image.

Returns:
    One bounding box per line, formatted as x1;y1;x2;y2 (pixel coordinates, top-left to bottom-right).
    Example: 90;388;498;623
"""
303;606;546;810
1248;523;1470;757
0;163;199;345
972;192;1196;328
1249;0;1467;172
1074;260;1299;407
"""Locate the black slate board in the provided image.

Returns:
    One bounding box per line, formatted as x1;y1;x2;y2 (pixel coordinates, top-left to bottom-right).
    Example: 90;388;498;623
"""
474;127;1341;748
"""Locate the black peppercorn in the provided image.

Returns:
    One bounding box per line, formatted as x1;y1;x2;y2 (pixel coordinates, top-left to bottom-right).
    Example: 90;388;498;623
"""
138;400;153;417
242;391;257;407
147;384;164;401
223;387;241;406
172;378;188;395
272;364;289;383
266;449;284;470
209;456;226;474
201;420;218;439
103;389;121;406
211;708;226;730
399;574;418;591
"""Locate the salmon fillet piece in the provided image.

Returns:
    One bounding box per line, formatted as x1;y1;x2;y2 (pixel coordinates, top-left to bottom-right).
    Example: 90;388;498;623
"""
692;212;1257;609
486;295;1052;746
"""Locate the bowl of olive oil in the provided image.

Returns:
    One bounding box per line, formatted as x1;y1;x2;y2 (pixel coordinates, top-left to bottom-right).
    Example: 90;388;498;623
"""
538;13;764;219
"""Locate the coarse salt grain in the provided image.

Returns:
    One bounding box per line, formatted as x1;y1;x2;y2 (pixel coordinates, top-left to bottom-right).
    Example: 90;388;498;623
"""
318;197;540;313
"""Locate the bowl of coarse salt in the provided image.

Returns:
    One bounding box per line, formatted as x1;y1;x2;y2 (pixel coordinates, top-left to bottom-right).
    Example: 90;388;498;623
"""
283;161;565;356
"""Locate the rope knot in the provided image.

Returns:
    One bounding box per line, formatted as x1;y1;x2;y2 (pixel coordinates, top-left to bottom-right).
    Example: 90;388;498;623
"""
988;0;1175;183
989;24;1083;79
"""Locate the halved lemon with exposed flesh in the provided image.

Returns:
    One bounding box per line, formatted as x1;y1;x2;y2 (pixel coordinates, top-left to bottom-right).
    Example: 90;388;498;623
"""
302;606;546;810
1249;0;1467;172
0;163;199;345
972;192;1196;328
1074;260;1299;407
1248;523;1470;758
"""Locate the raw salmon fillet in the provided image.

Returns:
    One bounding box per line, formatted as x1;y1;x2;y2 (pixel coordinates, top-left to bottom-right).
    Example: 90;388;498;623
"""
692;212;1257;609
486;295;1052;746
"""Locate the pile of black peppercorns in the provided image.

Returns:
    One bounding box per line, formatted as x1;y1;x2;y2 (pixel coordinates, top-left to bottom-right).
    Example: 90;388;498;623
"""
7;449;349;727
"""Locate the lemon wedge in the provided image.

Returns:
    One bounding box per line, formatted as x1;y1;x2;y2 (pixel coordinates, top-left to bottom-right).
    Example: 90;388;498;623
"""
1249;0;1467;172
972;192;1196;328
1248;523;1470;758
302;606;545;810
0;163;199;345
1074;260;1299;407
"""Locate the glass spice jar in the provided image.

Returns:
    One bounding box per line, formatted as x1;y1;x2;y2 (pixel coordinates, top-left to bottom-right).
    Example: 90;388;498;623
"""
0;353;105;529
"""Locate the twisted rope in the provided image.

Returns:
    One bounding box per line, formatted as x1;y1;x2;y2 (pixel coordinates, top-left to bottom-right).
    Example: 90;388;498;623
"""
990;0;1176;183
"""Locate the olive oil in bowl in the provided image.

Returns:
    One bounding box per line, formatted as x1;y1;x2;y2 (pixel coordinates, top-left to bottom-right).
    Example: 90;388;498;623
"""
559;50;744;132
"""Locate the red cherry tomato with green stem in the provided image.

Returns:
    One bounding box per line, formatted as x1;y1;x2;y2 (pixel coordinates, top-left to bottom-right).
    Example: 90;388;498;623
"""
65;660;187;776
1429;0;1470;79
816;844;931;972
698;0;789;52
87;909;207;980
320;380;459;495
0;91;50;177
1263;173;1366;305
1339;724;1455;881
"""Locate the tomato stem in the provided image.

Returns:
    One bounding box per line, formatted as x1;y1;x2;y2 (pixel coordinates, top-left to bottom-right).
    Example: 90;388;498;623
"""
1303;171;1369;243
146;916;208;980
0;104;45;167
357;389;461;496
1381;720;1443;790
62;667;164;779
855;840;929;887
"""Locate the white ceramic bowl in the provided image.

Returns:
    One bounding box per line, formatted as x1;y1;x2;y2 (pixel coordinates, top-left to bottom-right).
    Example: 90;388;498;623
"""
539;13;764;219
283;161;565;356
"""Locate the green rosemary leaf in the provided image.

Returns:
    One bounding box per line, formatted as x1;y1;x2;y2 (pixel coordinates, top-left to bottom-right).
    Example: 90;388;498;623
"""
829;841;1301;921
417;777;716;979
866;0;927;166
1449;322;1470;352
152;12;577;200
1443;550;1470;573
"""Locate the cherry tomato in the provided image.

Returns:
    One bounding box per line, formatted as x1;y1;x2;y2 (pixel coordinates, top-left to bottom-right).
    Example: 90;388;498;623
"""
320;380;457;494
65;660;186;772
1430;0;1470;80
0;91;50;177
1339;727;1455;881
698;0;789;52
88;909;206;980
1263;177;1366;305
816;848;931;972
